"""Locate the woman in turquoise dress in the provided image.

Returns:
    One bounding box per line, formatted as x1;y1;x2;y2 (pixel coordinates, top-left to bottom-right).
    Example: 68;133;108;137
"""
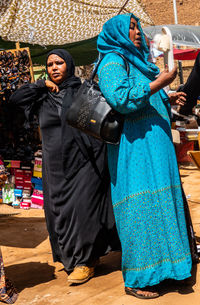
0;159;18;304
97;14;192;299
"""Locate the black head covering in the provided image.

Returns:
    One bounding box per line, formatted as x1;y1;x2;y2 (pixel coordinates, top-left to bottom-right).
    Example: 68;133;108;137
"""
45;49;81;114
46;49;81;90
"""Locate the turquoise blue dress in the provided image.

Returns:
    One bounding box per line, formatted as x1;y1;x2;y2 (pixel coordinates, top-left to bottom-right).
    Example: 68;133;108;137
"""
97;14;192;289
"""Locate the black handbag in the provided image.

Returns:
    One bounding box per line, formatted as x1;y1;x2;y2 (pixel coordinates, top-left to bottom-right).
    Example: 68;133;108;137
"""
66;52;129;144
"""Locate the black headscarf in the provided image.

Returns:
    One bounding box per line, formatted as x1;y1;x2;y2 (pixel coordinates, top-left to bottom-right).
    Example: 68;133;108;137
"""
45;49;81;113
46;49;81;90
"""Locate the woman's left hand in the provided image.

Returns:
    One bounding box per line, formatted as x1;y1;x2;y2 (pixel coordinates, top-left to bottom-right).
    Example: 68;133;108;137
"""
168;91;187;106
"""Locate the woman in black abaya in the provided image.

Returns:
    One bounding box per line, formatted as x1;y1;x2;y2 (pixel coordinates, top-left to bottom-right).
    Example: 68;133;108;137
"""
178;52;200;115
10;49;120;285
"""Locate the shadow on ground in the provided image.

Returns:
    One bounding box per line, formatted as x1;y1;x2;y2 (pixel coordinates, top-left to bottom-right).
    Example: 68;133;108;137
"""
0;216;48;248
5;262;56;292
95;251;121;277
158;263;197;296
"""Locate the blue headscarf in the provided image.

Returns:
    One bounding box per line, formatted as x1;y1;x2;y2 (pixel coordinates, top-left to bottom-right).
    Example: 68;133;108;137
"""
97;14;160;81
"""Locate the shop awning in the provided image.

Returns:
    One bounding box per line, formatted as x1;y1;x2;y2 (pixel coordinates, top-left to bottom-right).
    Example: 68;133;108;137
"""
0;0;153;66
173;48;200;60
157;48;200;61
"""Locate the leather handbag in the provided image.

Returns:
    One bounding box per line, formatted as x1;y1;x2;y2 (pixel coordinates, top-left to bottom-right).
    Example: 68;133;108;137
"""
66;52;129;145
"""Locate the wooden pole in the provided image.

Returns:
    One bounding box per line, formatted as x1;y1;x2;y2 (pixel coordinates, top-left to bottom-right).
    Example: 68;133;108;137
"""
15;42;20;49
26;47;35;82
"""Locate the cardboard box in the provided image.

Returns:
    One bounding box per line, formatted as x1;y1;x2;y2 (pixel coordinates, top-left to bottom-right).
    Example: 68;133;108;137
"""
15;169;24;177
20;198;31;209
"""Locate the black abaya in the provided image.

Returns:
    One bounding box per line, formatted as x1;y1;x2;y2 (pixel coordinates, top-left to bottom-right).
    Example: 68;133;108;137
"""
178;52;200;115
40;93;119;271
10;54;120;271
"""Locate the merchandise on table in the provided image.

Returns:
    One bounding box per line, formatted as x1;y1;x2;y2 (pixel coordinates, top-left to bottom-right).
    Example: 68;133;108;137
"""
14;168;32;191
2;182;15;204
12;189;23;208
33;157;42;178
20;197;31;209
31;189;43;208
22;189;31;198
31;177;43;209
10;160;21;168
33;150;42;178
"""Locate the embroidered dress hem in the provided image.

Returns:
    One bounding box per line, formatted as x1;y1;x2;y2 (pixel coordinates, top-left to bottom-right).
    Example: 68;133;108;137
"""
124;255;191;288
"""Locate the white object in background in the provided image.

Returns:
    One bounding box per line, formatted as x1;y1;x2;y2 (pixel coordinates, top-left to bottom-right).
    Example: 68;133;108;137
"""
171;129;180;145
153;27;174;71
162;26;174;72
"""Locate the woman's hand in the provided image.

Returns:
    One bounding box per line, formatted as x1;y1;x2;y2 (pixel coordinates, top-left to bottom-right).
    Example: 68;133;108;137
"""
168;91;186;106
150;65;178;95
156;65;177;87
45;80;59;93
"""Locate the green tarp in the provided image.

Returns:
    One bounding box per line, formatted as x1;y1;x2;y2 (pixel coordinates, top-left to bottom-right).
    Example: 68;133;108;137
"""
0;36;98;66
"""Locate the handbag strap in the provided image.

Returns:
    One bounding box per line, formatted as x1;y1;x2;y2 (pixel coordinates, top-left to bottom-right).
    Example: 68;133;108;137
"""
90;51;130;81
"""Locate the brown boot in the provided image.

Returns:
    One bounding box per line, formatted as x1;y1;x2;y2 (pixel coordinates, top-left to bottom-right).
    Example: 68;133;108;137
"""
68;266;95;285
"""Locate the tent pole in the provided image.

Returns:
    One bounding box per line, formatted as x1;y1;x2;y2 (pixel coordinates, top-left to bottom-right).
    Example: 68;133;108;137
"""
15;42;20;49
178;60;184;84
173;0;184;84
173;0;178;24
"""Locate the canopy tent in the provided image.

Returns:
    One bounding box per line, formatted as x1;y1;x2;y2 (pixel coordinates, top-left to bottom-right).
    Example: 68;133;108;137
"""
144;25;200;48
0;0;153;66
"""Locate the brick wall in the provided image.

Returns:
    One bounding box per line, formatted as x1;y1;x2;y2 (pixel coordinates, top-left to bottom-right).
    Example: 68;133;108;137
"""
142;0;200;25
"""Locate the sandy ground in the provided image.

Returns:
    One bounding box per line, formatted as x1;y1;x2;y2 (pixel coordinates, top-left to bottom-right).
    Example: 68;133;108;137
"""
0;166;200;305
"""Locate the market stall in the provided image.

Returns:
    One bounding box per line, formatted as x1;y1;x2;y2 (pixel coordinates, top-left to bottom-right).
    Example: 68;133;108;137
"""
0;46;43;209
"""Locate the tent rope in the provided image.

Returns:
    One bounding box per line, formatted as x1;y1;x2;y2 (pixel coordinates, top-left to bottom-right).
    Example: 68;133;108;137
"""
117;0;130;15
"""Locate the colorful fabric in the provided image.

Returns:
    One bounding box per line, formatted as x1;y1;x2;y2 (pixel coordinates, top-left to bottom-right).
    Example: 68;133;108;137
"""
0;248;18;304
97;14;192;288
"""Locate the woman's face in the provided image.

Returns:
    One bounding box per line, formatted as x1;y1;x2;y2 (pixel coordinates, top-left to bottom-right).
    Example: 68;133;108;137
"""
47;54;67;84
129;18;141;48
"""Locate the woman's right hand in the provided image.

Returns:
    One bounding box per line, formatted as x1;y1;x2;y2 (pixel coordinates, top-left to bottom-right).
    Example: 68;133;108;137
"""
45;80;59;93
150;65;177;95
156;65;177;87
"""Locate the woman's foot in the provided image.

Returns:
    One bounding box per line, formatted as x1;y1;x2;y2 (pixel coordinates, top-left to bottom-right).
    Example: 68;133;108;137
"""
125;287;159;299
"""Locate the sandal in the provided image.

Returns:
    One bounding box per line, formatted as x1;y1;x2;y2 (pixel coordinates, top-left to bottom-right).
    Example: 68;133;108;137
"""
125;287;159;299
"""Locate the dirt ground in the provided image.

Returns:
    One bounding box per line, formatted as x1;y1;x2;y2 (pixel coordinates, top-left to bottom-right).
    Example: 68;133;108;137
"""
0;165;200;305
